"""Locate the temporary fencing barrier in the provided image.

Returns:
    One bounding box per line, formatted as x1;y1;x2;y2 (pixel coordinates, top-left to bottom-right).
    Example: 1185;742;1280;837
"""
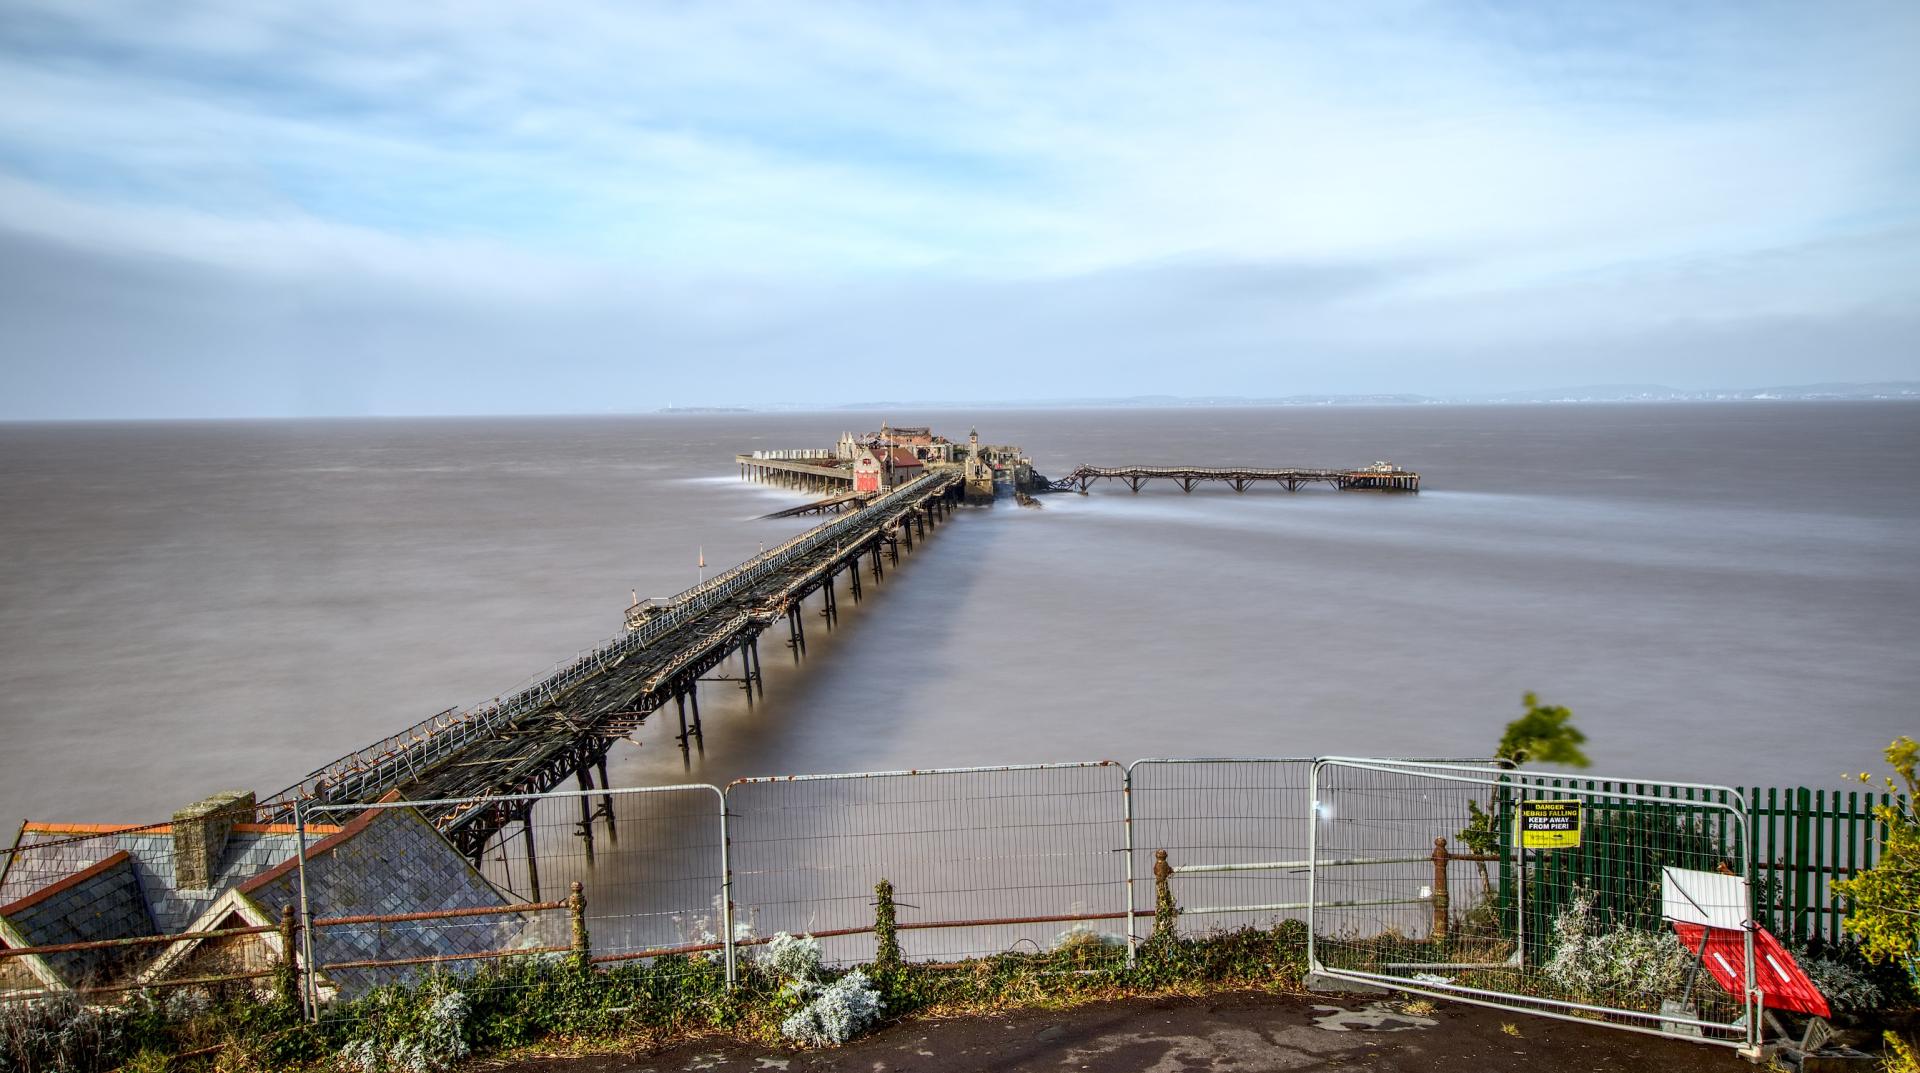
725;762;1128;967
1126;759;1317;938
13;754;1892;1059
295;783;729;1007
1305;759;1756;1051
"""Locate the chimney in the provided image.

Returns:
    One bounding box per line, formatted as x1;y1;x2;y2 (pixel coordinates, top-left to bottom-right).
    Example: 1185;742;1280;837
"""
172;790;255;891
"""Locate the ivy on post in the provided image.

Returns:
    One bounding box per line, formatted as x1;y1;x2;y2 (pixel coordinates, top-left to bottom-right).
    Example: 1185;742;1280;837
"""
276;902;301;1012
567;881;590;973
1152;849;1178;942
873;878;901;972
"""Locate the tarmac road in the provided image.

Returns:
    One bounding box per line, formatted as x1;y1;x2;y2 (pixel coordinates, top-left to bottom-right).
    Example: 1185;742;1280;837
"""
476;991;1757;1072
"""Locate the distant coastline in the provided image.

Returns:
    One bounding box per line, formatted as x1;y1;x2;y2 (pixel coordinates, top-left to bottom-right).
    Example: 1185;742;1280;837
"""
658;381;1920;413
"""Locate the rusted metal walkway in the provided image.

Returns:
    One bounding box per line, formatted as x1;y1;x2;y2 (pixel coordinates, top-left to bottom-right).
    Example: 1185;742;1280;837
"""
265;471;963;857
1053;464;1419;494
760;491;871;518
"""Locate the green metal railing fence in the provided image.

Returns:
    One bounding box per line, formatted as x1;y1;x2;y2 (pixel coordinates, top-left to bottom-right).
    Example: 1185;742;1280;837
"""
1747;786;1898;945
1494;779;1902;949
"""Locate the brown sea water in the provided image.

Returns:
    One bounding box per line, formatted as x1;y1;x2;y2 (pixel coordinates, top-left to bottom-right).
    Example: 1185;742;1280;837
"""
1;403;1916;826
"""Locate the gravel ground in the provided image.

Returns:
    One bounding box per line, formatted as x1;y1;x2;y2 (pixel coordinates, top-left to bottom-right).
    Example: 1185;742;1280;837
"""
473;990;1760;1073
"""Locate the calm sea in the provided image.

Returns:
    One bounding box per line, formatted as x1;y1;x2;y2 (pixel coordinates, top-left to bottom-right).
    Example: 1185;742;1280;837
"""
1;404;1915;826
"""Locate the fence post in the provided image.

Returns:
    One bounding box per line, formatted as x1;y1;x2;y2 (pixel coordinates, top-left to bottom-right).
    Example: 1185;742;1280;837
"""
1151;849;1177;942
277;903;300;1011
718;786;736;988
1122;765;1137;967
568;881;590;971
1430;837;1450;943
293;799;320;1021
1306;762;1320;972
873;879;900;971
1793;787;1813;939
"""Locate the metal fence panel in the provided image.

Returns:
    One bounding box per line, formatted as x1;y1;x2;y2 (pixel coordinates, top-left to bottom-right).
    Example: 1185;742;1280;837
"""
301;783;726;1004
1308;759;1756;1051
1127;759;1317;937
724;763;1128;967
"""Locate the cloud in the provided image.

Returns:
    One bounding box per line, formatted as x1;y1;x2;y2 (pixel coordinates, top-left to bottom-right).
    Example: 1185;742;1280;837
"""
0;1;1917;416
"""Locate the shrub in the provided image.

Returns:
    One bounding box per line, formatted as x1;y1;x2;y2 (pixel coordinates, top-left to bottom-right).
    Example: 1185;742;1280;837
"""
756;932;823;985
333;976;472;1073
0;996;131;1073
753;932;885;1048
1542;892;1691;1002
1834;737;1919;969
779;969;884;1047
1793;934;1915;1015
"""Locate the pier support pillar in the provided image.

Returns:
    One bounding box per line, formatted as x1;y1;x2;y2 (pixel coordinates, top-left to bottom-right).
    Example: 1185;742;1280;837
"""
675;691;690;753
688;681;704;745
849;555;863;601
523;816;541;901
576;766;597;866
751;636;765;698
739;642;755;706
596;754;618;843
788;607;807;659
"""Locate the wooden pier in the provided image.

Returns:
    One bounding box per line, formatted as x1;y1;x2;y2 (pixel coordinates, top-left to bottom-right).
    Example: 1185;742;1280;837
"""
1052;464;1420;494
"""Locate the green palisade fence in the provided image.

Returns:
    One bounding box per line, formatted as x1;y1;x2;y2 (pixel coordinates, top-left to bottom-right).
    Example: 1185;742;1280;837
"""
1749;786;1898;945
1496;780;1900;951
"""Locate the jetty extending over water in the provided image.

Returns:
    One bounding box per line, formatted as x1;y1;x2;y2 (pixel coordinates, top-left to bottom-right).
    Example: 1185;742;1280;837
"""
264;424;1418;861
1053;463;1420;493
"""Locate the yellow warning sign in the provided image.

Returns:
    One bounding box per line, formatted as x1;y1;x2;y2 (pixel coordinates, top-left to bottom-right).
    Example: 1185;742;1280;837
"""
1518;799;1583;849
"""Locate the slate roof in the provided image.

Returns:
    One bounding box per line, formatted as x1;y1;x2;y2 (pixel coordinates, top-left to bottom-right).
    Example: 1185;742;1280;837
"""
237;807;543;998
1;822;320;937
0;851;155;987
2;811;539;1000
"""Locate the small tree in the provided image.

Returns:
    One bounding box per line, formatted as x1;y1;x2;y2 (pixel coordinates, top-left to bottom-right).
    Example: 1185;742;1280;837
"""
1495;692;1591;768
1461;693;1590;860
1832;737;1918;968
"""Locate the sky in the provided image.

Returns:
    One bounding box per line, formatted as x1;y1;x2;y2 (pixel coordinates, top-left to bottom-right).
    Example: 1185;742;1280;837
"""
1;1;1917;418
